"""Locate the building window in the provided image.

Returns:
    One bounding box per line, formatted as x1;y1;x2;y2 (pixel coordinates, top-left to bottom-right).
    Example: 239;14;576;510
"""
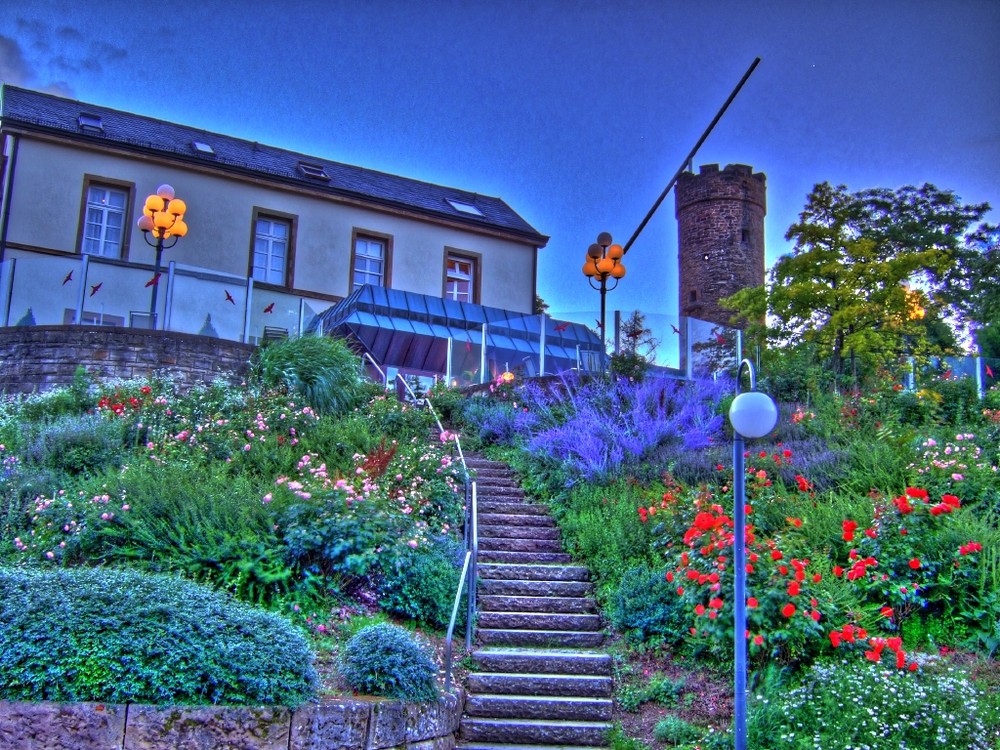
253;216;290;285
81;184;128;258
351;233;391;291
444;251;479;303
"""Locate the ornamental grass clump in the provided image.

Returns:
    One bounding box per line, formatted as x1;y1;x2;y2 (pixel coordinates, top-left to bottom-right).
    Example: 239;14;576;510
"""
338;623;439;701
0;567;317;706
251;335;370;416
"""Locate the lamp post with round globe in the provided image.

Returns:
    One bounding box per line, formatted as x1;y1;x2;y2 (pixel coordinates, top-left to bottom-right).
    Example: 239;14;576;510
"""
728;359;778;750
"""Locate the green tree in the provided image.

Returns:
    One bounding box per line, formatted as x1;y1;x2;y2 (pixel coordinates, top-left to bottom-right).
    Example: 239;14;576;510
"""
949;224;1000;357
765;182;988;377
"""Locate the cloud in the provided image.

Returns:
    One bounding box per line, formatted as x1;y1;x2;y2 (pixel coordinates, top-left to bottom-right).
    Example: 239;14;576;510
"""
0;32;75;97
0;34;34;85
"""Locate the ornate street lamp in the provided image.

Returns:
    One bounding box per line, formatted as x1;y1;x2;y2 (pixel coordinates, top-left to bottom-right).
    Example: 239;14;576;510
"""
582;231;626;370
728;359;778;750
136;184;188;329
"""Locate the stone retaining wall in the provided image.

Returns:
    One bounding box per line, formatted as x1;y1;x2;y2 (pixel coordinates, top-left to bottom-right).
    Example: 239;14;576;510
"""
0;326;256;394
0;691;463;750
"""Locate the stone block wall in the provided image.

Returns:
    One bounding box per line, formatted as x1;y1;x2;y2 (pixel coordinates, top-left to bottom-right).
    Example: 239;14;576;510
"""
0;691;463;750
0;326;257;394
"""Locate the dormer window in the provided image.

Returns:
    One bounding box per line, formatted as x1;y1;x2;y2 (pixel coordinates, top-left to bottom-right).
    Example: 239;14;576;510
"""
297;162;330;181
446;198;483;216
78;113;104;134
192;140;215;156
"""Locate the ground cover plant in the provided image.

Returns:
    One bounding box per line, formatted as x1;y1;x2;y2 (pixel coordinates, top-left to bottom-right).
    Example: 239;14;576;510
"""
0;338;469;706
455;370;1000;748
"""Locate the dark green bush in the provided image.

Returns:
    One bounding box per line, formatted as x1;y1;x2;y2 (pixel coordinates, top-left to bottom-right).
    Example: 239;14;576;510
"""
608;565;685;647
338;623;438;701
378;537;463;629
0;567;317;706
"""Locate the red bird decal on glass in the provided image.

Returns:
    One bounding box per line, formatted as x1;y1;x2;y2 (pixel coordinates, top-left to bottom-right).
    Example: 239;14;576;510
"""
670;324;680;334
62;271;73;285
553;321;570;332
263;302;275;313
465;340;472;352
987;364;994;378
89;282;102;296
145;273;161;288
715;333;726;344
224;290;235;304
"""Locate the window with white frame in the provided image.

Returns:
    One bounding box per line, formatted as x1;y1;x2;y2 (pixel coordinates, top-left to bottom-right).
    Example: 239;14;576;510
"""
353;236;387;290
81;184;127;258
445;253;477;303
253;217;289;285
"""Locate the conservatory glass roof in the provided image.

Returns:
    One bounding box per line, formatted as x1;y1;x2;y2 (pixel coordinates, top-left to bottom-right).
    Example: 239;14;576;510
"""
313;285;602;378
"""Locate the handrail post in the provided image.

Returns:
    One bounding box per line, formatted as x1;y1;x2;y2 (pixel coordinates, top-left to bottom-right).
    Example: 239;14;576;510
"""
444;551;472;693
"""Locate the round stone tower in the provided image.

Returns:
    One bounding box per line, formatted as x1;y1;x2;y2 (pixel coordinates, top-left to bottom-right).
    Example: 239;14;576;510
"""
675;163;766;326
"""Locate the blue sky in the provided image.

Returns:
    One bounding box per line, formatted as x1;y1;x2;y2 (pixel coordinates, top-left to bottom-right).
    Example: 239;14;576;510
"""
3;0;998;324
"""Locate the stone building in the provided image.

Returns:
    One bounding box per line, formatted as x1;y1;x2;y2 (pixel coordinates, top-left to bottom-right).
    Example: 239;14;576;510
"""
675;163;767;326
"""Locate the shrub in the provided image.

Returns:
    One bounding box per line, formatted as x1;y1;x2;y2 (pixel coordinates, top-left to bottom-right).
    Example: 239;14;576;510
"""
379;537;463;629
338;623;438;701
24;413;127;476
0;567;317;706
770;656;994;749
555;481;660;597
608;565;684;647
251;335;368;416
653;715;701;744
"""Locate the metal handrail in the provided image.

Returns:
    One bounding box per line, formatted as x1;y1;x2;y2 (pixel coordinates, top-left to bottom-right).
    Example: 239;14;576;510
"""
362;352;387;388
393;374;478;691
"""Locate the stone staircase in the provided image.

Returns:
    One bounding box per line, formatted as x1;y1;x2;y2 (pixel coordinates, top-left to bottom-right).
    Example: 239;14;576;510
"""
458;455;611;750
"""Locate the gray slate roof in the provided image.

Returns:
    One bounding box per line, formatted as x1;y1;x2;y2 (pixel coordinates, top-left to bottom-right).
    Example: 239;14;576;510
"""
0;85;547;245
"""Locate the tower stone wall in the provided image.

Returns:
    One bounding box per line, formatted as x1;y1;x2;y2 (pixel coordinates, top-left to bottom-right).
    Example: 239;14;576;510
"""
675;163;766;326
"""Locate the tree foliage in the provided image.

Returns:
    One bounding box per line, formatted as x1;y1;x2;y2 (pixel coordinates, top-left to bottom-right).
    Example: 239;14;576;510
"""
729;182;990;378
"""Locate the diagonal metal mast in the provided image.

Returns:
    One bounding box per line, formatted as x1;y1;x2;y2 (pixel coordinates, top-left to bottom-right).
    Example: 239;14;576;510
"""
622;57;761;255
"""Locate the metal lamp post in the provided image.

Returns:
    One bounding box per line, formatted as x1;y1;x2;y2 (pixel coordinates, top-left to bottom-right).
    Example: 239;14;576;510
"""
136;184;188;329
582;232;626;370
727;359;778;750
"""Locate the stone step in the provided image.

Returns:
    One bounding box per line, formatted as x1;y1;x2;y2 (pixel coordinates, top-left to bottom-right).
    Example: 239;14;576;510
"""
465;460;514;470
460;718;611;747
479;513;556;528
479;563;591;582
479;629;605;648
479;578;593;598
479;550;576;565
476;486;532;502
465;694;613;721
475;475;523;486
472;648;612;676
478;500;543;514
478;611;602;632
479;524;562;540
479;594;597;614
478;537;565;554
468;672;612;698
